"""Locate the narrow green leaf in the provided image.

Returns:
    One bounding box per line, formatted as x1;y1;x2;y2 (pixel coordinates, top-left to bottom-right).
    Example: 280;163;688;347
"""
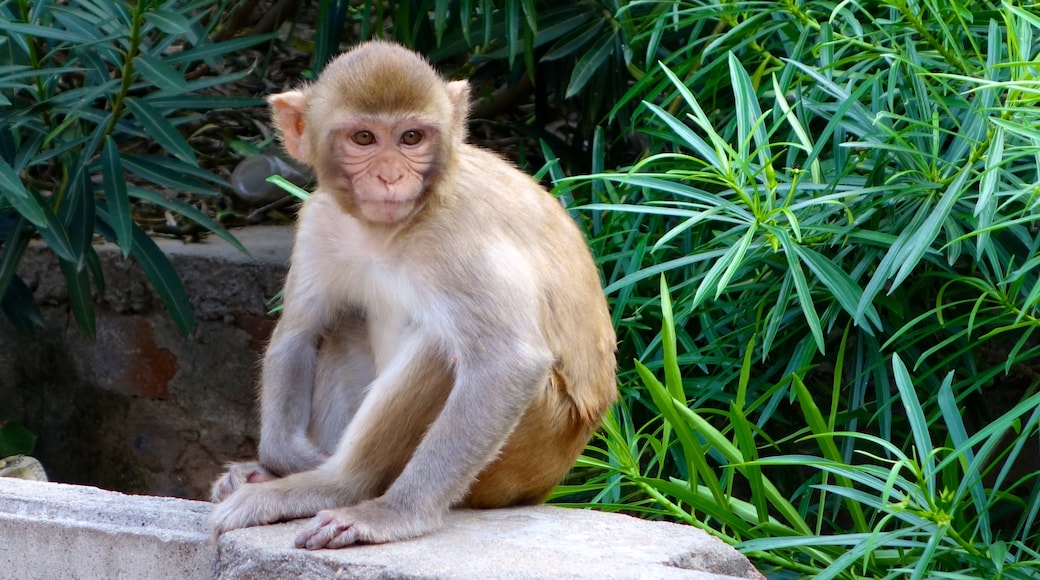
57;257;96;339
670;401;812;534
532;10;589;48
481;0;493;46
15;186;77;264
636;359;725;505
121;155;220;194
128;186;248;255
791;374;868;533
730;403;769;524
130;230;194;335
936;373;990;541
0;275;44;334
642;102;720;167
0;218;30;300
434;0;448;44
58;163;96;271
459;0;472;44
566;31;616;98
890;166;972;289
123;97;196;164
0;21;93;44
727;53;769;168
101;136;134;258
506;0;519;67
690;224;758;310
657;64;734;174
267;175;311;201
772;75;822;183
519;0;537;33
143;9;192;35
659;276;682;401
163;35;277;65
542;19;604;61
778;234;824;353
0;158;47;228
133;54;187;92
144;95;264;110
791;244;881;332
891;355;935;494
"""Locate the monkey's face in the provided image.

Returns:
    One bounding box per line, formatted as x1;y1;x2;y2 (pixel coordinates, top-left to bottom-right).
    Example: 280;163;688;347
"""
324;117;441;224
267;41;466;225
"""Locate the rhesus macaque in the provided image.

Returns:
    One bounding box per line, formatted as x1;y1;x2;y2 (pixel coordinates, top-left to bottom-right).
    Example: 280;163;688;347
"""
209;40;616;550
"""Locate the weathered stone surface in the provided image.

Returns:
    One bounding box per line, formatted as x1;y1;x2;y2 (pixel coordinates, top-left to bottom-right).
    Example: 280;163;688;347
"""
0;478;763;580
0;226;293;499
219;507;763;579
0;477;214;579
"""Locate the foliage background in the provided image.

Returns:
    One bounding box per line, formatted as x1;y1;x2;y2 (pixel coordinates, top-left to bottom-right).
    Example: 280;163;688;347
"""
3;0;1039;578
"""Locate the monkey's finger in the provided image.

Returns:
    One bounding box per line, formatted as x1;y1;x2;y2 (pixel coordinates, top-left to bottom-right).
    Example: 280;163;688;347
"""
324;527;361;549
295;512;344;549
296;523;356;549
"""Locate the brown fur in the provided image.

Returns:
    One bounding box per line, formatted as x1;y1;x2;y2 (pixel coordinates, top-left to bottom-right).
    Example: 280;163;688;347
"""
209;41;616;549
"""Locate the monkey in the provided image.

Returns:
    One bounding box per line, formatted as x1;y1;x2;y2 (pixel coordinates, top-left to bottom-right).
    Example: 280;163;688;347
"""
208;40;617;550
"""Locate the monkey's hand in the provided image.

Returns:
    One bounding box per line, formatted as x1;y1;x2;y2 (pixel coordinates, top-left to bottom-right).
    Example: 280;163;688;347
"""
210;461;279;503
209;483;299;536
294;499;442;549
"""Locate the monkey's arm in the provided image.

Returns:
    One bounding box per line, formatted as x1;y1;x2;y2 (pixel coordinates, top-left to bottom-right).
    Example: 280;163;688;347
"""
256;262;332;476
293;289;552;549
209;329;457;534
257;325;327;475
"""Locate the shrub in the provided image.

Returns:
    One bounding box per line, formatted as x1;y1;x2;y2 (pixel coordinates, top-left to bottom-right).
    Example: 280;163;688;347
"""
552;0;1040;576
0;0;270;336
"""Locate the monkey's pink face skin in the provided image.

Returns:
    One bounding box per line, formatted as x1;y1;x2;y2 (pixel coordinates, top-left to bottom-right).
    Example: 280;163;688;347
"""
330;119;440;223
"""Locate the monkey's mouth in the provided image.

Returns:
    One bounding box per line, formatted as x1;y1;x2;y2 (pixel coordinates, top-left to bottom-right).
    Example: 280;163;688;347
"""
359;198;419;222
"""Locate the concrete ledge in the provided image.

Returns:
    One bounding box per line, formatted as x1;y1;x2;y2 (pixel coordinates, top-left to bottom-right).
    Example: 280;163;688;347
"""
0;478;763;579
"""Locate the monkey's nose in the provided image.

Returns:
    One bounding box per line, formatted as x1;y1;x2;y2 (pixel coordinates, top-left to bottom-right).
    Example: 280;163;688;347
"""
378;172;404;185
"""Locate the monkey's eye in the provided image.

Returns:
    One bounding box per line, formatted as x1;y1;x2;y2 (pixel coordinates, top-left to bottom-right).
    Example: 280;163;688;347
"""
352;131;375;145
400;130;423;146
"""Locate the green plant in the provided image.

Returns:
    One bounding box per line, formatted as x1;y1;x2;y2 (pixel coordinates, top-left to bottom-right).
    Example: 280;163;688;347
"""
551;0;1040;576
0;420;34;457
561;279;1040;577
0;0;270;336
563;0;1040;419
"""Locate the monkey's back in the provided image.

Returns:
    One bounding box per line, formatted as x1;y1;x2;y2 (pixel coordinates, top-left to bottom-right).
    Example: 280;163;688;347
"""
446;145;618;507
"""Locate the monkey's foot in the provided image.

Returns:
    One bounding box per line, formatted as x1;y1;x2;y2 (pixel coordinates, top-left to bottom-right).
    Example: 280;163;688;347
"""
294;499;442;549
210;461;278;502
209;484;306;535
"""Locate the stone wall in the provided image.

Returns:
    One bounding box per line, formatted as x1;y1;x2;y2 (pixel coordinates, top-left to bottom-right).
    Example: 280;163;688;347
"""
0;226;293;499
0;478;765;579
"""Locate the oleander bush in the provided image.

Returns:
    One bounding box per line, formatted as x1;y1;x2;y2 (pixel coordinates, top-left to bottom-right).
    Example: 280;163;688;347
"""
0;0;268;336
547;0;1040;577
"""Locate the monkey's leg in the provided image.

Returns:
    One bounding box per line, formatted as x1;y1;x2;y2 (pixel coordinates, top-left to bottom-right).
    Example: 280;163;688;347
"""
293;339;551;549
209;334;452;535
307;317;375;453
464;370;597;507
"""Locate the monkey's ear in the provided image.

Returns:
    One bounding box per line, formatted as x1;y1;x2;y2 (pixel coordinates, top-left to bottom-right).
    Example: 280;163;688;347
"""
445;80;470;140
268;90;311;164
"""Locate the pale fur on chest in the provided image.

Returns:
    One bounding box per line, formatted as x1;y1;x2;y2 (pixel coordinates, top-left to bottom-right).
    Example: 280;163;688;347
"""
295;195;434;366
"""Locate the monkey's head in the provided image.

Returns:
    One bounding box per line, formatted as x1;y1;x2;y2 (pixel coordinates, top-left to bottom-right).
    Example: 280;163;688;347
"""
268;41;469;224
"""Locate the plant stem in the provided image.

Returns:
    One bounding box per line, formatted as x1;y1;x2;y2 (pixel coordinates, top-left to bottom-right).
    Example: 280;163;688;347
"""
105;0;146;137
